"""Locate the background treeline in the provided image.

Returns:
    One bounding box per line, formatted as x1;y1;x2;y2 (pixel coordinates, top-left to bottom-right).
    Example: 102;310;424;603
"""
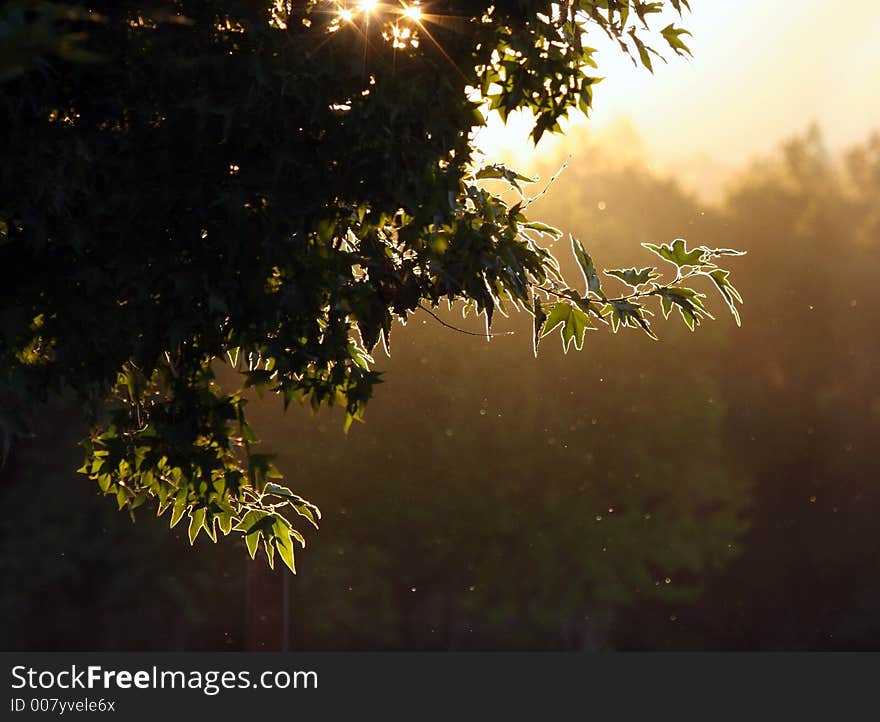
2;127;878;650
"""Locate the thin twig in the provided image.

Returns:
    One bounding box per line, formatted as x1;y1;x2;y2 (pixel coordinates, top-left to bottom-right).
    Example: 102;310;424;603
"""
523;156;571;209
418;304;515;338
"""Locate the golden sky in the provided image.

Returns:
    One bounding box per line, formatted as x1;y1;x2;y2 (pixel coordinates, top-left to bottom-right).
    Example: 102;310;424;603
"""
476;0;880;185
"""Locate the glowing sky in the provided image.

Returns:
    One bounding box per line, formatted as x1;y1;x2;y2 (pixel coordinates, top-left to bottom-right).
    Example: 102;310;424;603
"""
476;0;880;172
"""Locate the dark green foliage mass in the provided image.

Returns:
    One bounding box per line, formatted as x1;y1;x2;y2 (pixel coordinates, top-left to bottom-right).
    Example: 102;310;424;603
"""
0;0;742;570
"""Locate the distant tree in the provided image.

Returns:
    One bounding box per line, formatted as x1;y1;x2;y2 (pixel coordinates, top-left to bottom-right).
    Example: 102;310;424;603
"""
0;0;744;570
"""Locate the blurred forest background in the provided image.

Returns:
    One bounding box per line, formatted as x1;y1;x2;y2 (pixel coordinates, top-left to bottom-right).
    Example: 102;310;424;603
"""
2;120;879;650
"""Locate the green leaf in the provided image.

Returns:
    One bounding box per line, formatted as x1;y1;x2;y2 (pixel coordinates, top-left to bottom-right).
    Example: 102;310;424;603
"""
542;301;592;352
265;482;305;501
571;236;604;298
290;528;306;548
606;300;657;339
343;411;356;434
706;268;743;325
273;517;296;573
204;514;217;542
532;295;547;357
263;536;276;569
234;509;264;533
642;238;706;268
291;501;320;529
605;267;660;288
217;511;234;535
169;490;188;529
630;32;654;72
475;164;535;192
235;510;265;559
634;1;665;24
522;220;562;238
245;529;260;560
657;287;712;331
661;24;692;56
263;484;320;527
97;473;112;493
188;506;206;545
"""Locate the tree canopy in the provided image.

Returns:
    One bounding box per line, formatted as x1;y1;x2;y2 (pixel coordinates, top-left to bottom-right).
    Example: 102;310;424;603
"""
0;0;744;571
